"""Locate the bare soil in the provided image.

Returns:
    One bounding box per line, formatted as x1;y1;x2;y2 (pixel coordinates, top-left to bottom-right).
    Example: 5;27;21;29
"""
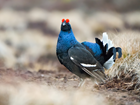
0;66;140;105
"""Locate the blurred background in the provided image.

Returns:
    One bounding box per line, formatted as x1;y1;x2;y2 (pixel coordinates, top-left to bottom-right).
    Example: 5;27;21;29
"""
0;0;140;71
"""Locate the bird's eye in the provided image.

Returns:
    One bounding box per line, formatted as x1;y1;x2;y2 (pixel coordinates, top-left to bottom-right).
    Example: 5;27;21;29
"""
62;19;65;23
66;19;69;23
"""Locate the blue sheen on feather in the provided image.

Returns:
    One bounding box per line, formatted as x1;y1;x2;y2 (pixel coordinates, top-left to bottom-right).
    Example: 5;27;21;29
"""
57;29;79;54
82;41;102;57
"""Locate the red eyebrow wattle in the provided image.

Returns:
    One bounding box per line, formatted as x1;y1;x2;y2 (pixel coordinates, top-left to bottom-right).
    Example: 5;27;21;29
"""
66;19;69;23
62;19;65;22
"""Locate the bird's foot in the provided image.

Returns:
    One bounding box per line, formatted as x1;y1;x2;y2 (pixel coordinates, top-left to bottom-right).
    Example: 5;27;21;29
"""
78;78;86;88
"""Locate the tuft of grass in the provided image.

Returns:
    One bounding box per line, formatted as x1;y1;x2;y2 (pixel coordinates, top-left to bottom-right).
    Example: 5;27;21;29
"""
104;31;140;90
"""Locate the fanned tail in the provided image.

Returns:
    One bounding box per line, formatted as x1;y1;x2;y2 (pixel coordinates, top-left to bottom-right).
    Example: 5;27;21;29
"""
102;32;113;50
96;32;122;69
102;32;114;69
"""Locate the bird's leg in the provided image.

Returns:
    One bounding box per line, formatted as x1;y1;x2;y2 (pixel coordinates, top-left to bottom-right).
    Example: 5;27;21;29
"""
78;78;86;87
94;80;98;85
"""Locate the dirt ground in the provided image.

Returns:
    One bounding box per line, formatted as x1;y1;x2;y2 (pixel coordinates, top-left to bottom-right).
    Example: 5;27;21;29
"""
0;65;140;105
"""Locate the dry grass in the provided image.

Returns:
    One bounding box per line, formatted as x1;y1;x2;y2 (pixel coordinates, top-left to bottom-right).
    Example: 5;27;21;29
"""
104;31;140;90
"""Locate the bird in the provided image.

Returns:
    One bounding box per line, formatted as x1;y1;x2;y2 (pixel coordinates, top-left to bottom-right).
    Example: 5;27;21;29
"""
56;18;122;86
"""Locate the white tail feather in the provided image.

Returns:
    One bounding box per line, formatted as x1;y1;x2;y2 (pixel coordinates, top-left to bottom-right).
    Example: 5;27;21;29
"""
102;32;108;46
102;32;114;69
103;56;114;69
102;32;113;50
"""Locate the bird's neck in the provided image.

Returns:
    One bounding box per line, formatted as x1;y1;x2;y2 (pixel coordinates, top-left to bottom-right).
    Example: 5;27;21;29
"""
57;30;78;54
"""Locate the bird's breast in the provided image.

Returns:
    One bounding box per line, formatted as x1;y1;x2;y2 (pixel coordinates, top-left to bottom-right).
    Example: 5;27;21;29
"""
57;35;78;54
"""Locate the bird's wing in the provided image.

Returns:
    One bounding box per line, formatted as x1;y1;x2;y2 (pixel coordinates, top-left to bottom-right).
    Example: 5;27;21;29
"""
68;45;106;82
81;41;102;58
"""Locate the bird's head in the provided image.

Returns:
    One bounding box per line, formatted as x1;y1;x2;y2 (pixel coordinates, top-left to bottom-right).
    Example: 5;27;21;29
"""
61;19;71;31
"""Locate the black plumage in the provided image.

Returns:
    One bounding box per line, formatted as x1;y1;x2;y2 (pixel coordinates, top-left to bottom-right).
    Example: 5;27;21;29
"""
56;19;122;85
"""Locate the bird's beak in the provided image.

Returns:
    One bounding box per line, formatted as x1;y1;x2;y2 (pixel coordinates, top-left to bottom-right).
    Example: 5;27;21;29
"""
62;22;66;26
